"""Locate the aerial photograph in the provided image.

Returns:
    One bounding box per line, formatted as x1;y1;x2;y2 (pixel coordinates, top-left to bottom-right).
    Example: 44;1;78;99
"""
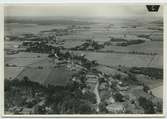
4;4;163;115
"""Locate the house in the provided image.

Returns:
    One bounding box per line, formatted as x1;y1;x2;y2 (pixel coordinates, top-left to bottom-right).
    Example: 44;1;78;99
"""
108;77;114;82
99;82;107;90
38;100;46;107
106;103;125;113
8;106;23;114
81;87;89;94
117;83;129;91
86;74;98;91
86;74;98;79
72;76;81;84
86;75;98;84
106;96;116;104
20;107;34;114
6;50;19;55
25;97;36;105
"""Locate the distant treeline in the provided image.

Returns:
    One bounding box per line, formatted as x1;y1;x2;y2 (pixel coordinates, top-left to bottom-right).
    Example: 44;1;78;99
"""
116;40;145;46
5;18;93;25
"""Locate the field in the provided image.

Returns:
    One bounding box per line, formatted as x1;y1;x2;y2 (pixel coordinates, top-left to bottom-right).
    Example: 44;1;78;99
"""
5;52;48;66
4;41;23;50
5;67;24;80
102;41;163;55
16;58;74;86
5;23;68;35
73;51;162;68
151;85;163;98
4;52;48;80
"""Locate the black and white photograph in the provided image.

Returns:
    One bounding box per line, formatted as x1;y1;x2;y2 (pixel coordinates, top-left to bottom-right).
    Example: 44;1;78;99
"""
3;4;164;115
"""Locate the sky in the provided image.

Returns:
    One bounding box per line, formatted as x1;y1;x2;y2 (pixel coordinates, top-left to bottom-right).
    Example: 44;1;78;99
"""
4;4;163;18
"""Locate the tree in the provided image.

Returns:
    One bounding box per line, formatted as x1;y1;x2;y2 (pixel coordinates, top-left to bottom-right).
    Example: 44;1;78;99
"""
83;91;97;104
138;97;155;114
78;101;92;114
143;84;150;93
113;93;124;102
99;102;108;113
113;74;121;80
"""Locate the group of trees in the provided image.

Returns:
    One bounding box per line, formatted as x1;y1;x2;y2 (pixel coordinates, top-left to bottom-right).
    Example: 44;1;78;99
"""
5;74;97;114
116;39;145;46
138;97;155;114
128;51;157;55
71;40;104;51
130;67;163;79
25;42;61;54
44;78;96;114
104;38;145;47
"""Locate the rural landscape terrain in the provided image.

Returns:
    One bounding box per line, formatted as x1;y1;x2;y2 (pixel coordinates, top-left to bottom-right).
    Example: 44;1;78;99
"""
4;5;163;115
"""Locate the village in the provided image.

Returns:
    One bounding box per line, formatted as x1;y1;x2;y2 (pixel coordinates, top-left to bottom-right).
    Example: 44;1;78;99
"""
4;30;163;114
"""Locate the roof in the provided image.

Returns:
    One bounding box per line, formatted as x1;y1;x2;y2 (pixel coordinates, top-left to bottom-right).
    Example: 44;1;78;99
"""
86;74;98;79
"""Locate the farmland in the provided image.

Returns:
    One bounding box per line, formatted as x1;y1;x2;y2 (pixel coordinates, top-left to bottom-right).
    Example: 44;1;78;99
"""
4;15;163;114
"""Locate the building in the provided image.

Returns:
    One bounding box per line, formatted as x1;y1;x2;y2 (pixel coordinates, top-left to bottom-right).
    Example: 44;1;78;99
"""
86;74;98;91
106;103;125;113
117;83;129;91
106;96;116;104
20;107;34;114
99;82;107;90
6;50;19;55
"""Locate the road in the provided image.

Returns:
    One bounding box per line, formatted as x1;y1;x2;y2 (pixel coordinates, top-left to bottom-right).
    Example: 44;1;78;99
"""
93;80;101;112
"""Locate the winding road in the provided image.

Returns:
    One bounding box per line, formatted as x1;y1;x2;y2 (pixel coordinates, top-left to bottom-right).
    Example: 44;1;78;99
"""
93;80;101;112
